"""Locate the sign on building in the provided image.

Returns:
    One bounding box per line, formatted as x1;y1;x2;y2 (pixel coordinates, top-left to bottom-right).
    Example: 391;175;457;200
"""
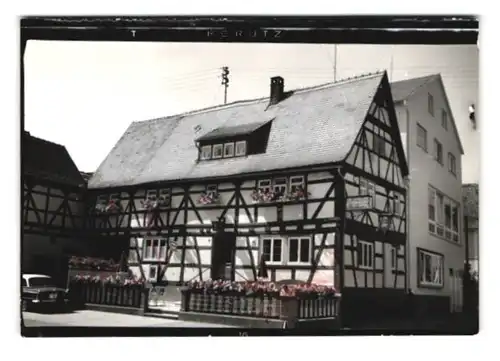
346;195;373;211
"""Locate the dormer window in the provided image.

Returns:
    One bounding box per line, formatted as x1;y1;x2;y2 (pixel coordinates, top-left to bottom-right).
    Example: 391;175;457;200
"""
196;120;273;161
212;144;223;159
224;142;234;158
201;145;212;160
235;141;247;157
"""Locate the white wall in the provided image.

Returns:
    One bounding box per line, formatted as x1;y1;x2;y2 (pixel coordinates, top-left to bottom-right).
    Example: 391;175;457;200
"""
396;79;465;297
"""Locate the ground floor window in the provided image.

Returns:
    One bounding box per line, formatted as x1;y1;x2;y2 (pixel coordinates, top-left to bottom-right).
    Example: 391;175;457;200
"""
357;240;374;269
148;265;158;282
261;236;312;266
418;248;444;287
142;238;167;261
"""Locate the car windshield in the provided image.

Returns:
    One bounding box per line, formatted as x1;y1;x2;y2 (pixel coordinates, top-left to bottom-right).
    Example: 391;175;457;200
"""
28;277;56;287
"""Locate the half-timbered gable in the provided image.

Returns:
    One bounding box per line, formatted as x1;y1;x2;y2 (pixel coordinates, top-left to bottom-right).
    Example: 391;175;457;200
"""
22;132;87;283
87;71;408;295
342;75;409;290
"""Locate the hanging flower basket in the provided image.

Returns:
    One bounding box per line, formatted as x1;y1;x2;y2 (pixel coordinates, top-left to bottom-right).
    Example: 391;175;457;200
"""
285;186;311;201
197;192;220;205
140;196;170;211
95;199;122;214
251;189;285;204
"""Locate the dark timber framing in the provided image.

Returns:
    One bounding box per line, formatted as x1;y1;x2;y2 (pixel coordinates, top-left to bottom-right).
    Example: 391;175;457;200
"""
84;72;408;295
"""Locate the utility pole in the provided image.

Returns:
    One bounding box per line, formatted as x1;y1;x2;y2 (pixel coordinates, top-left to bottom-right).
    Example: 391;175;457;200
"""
221;66;230;104
463;214;471;313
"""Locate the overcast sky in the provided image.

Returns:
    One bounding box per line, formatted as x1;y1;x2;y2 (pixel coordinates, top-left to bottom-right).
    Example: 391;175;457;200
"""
24;41;479;183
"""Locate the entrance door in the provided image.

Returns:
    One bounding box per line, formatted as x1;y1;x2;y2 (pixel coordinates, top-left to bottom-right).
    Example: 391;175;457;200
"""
211;232;236;281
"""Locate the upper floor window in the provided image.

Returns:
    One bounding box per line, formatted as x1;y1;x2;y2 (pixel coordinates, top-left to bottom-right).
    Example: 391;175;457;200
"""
212;144;223;159
417;123;427;151
448;152;457;176
433;138;443;165
274;177;287;194
289;176;305;193
235;141;247;156
200;145;212;160
428;93;434;116
428;186;460;243
373;133;386;157
223;142;234;158
144;188;171;208
357;240;374;269
441;109;448;130
391;246;397;270
393;193;402;216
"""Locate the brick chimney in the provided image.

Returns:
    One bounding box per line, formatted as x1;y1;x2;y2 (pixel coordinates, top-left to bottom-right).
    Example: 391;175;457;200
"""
269;76;284;106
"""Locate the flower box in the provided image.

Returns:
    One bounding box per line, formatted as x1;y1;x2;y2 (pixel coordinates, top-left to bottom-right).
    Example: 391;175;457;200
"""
68;274;146;309
95;199;122;214
179;280;340;325
197;192;220;205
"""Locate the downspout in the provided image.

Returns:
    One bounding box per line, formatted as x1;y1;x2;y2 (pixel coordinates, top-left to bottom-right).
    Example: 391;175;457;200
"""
404;102;411;293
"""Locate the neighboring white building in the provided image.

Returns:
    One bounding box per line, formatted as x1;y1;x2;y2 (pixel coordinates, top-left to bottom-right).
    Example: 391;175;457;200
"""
391;75;465;312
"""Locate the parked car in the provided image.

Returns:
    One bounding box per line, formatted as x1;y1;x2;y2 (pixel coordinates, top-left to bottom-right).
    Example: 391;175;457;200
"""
21;274;70;312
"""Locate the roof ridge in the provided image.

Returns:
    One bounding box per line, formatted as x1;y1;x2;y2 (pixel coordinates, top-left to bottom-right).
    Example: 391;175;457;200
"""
24;131;66;149
132;71;386;125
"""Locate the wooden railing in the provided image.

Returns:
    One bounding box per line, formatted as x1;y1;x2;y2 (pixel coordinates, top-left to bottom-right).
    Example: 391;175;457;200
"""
180;289;340;326
68;282;146;309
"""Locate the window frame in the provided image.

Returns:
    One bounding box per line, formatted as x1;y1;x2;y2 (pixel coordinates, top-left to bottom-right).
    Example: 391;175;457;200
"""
373;133;386;157
273;177;287;194
200;145;212;160
289;176;305;193
418;248;444;288
428;93;434;116
448;152;457;176
223;142;235;158
391;246;397;270
212;144;223;159
441;109;448;130
148;265;158;282
142;237;167;262
261;237;284;265
287;237;312;265
235;140;247;157
433;138;443;165
357;240;374;270
257;179;272;193
428;185;460;243
417;123;428;151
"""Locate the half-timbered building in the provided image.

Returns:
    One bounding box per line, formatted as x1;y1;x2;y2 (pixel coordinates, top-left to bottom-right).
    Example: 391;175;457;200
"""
22;131;88;285
86;71;409;315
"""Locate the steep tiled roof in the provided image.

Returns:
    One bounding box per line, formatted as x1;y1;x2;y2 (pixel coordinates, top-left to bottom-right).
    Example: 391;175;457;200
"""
89;72;388;189
462;183;479;219
390;74;439;103
23;132;85;187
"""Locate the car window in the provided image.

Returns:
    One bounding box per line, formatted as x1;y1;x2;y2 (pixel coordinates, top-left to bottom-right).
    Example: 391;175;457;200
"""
28;277;55;287
21;278;27;287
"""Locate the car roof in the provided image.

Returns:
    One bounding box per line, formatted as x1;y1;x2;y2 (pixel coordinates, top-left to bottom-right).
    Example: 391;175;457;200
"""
23;274;51;279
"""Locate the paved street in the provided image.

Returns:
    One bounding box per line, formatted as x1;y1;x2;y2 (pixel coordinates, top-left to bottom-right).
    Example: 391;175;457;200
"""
22;310;232;328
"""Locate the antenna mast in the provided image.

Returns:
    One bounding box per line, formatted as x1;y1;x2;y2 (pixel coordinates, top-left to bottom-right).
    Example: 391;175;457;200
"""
221;66;230;104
